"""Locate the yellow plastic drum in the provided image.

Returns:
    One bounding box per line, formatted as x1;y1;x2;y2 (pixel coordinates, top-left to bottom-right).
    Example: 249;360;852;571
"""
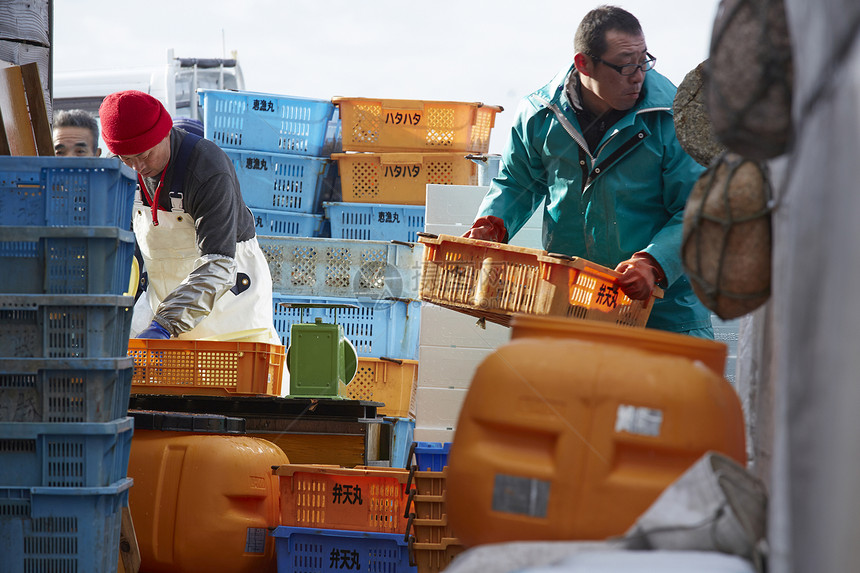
446;316;746;547
128;427;288;573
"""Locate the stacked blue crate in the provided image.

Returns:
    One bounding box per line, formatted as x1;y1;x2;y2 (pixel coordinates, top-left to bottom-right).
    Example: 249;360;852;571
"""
261;234;423;364
0;156;137;572
272;526;414;573
198;89;340;238
323;201;426;242
258;235;422;361
272;294;421;360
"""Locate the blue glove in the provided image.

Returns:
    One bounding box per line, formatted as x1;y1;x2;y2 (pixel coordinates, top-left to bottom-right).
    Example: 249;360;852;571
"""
136;320;171;339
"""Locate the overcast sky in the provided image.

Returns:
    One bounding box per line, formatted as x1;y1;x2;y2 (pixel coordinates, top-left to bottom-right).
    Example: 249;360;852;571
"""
53;0;720;154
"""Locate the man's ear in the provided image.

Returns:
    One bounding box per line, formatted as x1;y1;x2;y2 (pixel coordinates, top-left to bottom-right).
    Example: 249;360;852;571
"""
573;53;592;77
95;147;103;157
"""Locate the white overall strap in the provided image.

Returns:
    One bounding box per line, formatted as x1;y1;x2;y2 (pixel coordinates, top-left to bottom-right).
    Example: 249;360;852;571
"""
169;192;184;212
132;202;199;311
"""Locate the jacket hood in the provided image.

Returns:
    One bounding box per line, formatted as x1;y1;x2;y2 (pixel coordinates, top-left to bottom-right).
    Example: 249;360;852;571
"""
530;61;678;115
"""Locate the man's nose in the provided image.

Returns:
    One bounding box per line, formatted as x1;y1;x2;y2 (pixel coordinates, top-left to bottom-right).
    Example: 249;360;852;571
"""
125;157;145;172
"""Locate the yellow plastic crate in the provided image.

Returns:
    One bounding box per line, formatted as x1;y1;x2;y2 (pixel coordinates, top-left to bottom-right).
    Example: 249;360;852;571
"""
129;339;285;396
417;233;661;327
332;97;503;153
342;357;418;418
333;152;478;205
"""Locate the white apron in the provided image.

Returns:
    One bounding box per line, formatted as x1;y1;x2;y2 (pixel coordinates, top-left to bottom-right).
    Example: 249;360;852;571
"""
130;190;280;344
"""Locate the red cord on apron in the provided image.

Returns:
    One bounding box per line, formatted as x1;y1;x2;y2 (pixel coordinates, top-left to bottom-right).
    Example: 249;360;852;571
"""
137;159;170;226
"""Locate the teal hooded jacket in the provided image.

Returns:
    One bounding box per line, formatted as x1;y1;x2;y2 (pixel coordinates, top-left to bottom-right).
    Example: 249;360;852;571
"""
476;64;711;333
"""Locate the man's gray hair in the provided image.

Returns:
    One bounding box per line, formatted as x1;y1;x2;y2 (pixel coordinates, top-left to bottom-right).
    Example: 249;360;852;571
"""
54;109;100;147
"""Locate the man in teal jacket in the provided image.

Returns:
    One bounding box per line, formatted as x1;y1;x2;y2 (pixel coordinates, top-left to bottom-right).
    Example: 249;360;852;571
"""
465;5;712;337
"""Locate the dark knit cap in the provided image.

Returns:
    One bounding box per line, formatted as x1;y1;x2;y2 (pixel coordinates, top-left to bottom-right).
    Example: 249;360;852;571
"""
99;90;173;155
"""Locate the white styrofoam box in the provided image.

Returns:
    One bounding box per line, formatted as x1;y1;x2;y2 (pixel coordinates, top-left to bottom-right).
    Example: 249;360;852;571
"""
423;223;472;237
419;303;510;349
425;184;490;225
416;185;543;437
413;427;455;443
414;386;468;431
425;184;543;249
418;346;495;390
425;223;544;251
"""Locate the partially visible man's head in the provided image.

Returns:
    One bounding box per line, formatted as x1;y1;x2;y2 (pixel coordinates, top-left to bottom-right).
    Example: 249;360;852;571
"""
574;5;643;59
99;90;174;177
53;109;102;157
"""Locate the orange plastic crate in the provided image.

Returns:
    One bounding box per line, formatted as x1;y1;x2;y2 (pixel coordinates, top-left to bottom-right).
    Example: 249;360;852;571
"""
408;514;456;545
408;536;466;573
274;464;411;533
407;467;448;497
417;233;661;327
332;152;478;205
128;339;285;396
332;97;502;153
343;357;418;418
537;252;661;328
404;469;457;545
408;492;446;521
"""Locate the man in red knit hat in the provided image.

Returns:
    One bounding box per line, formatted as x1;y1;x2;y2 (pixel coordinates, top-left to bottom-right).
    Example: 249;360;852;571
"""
99;90;280;343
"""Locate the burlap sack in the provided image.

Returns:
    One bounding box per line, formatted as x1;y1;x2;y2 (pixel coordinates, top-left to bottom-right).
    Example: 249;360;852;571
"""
673;61;726;167
622;452;768;568
707;0;793;159
682;152;772;319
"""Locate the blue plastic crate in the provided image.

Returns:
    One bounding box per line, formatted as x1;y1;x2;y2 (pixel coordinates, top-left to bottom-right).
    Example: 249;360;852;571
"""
324;201;426;242
258;236;422;299
272;526;415;573
0;357;133;423
0;226;135;295
225;148;333;213
200;89;338;155
273;294;421;360
0;294;133;358
0;156;136;227
252;208;324;238
0;478;131;573
390;417;416;469
411;441;451;471
0;417;133;487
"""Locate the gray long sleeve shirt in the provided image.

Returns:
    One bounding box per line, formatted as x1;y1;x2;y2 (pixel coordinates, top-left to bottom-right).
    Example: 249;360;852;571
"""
138;128;257;334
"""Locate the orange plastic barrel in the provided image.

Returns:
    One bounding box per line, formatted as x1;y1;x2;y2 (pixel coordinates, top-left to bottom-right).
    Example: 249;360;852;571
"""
446;315;746;548
127;413;288;573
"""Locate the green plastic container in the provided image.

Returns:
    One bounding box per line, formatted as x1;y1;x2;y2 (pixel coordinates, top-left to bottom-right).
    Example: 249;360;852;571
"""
285;304;358;398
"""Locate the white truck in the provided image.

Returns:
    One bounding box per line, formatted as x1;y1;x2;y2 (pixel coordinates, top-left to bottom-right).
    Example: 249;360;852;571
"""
52;48;244;122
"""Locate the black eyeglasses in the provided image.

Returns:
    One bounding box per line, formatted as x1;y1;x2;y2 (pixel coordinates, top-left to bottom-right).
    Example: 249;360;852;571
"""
592;52;656;76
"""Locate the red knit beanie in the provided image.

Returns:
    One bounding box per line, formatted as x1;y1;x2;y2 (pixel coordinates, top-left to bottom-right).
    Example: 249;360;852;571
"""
99;90;173;155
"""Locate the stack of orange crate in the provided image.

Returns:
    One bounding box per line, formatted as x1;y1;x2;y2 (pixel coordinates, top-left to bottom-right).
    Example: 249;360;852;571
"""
271;464;416;572
322;98;504;464
404;442;465;573
326;97;503;243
